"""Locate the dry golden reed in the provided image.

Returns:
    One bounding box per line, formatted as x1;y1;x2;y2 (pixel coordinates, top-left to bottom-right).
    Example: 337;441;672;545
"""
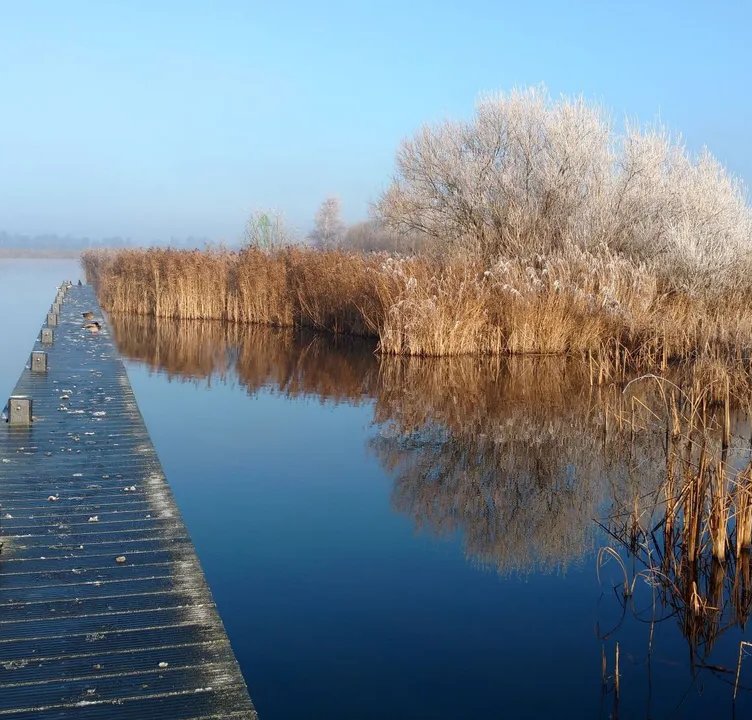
83;244;752;377
600;375;752;670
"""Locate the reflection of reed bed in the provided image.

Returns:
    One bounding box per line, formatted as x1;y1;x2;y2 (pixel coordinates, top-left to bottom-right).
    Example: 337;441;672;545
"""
109;314;380;402
375;354;602;433
111;316;752;577
111;315;232;381
112;314;677;572
233;328;379;403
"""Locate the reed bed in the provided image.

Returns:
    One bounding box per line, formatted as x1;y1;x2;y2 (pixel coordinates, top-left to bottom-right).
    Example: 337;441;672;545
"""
83;245;752;382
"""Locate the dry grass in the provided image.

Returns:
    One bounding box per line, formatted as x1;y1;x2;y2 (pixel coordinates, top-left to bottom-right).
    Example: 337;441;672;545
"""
600;376;752;667
84;247;389;335
83;245;752;382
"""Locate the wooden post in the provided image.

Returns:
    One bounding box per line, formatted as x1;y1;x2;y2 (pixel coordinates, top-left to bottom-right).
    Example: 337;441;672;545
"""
31;351;47;373
8;396;32;425
47;312;58;327
52;302;61;314
41;328;54;344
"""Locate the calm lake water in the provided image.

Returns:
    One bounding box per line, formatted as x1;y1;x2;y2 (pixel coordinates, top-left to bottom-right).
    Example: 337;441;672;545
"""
2;259;752;719
0;259;82;403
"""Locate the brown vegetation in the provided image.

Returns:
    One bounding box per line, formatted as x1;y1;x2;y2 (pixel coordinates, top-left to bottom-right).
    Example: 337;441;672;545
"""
83;244;752;387
600;376;752;680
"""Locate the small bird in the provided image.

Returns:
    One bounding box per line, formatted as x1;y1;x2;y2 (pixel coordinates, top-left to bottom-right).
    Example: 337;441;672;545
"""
84;321;102;334
82;311;94;320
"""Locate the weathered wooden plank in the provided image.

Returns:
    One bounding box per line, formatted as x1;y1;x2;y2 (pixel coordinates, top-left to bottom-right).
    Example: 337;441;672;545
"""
1;686;255;720
0;284;257;719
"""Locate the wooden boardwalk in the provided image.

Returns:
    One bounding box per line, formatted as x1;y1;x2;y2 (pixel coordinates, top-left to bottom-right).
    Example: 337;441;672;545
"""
0;284;257;719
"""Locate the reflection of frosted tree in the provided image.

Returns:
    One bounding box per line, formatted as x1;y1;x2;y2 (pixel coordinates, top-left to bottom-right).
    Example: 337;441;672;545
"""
372;421;603;572
369;356;669;573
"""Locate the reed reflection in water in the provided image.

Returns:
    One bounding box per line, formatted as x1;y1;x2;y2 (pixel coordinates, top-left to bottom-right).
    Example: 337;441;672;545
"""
111;314;668;574
111;313;752;716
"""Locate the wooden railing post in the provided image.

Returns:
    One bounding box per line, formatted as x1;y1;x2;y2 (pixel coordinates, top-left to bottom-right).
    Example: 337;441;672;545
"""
31;351;48;373
7;396;32;425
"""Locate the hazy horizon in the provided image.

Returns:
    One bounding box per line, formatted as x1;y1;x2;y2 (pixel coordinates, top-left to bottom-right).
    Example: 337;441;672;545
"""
2;1;750;244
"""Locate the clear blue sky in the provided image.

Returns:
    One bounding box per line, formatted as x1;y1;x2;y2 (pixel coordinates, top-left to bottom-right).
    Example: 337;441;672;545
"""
0;1;749;243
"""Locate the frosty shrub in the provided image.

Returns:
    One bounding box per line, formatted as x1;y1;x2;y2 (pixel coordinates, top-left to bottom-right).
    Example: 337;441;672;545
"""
378;87;752;290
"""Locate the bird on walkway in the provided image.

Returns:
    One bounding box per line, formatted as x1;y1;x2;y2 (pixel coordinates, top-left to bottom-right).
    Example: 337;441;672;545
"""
82;311;94;320
84;321;102;334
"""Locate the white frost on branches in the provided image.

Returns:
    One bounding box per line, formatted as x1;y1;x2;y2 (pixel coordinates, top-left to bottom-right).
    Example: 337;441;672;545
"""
377;86;752;287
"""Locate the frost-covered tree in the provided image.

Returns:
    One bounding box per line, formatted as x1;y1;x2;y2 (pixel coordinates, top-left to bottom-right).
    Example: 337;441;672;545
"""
377;87;613;260
377;86;752;286
309;197;345;249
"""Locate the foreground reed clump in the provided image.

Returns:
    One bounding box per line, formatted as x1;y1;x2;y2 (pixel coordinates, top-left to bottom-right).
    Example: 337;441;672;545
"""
597;376;752;699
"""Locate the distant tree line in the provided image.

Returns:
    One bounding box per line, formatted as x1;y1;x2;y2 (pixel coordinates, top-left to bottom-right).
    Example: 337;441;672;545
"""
0;232;213;252
0;232;134;250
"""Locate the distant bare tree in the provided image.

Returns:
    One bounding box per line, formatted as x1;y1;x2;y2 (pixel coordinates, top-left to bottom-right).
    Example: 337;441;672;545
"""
244;210;292;250
309;197;345;249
